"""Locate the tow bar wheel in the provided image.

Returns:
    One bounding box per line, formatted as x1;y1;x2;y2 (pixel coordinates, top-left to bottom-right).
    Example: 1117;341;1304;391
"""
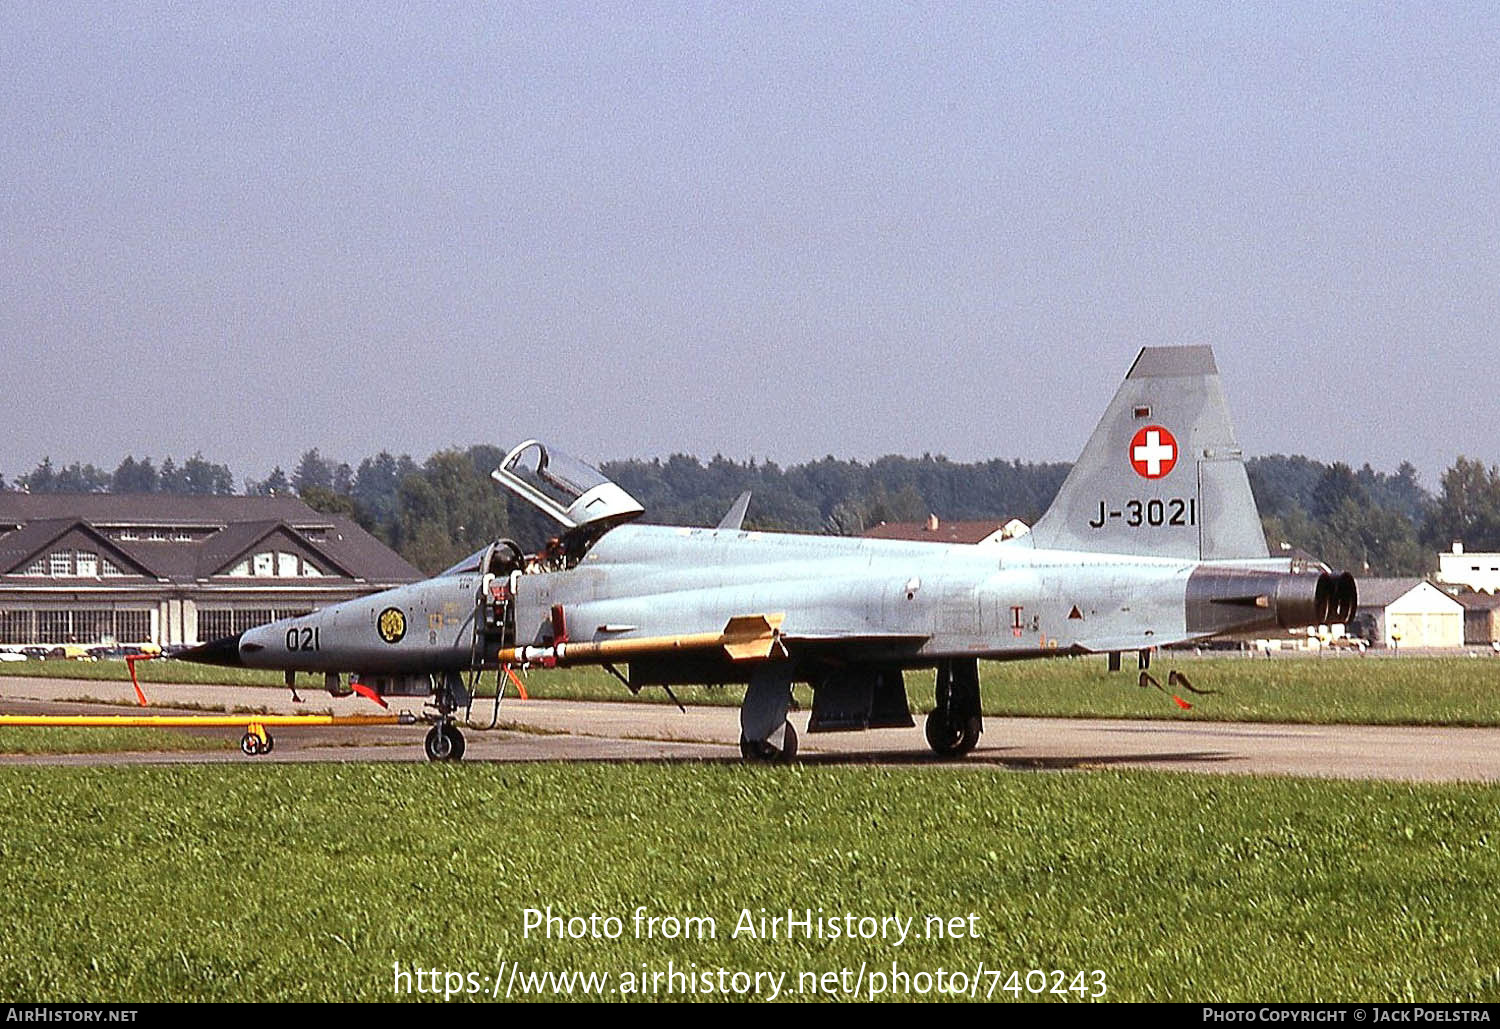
240;724;273;756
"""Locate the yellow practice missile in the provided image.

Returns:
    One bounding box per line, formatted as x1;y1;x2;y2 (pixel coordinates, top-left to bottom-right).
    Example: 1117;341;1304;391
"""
497;613;785;667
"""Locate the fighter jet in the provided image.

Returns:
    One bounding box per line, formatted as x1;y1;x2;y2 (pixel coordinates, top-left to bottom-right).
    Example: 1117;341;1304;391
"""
180;346;1355;762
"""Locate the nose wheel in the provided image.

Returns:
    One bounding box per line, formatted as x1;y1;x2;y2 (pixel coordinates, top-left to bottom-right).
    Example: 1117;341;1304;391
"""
424;722;466;762
423;671;471;762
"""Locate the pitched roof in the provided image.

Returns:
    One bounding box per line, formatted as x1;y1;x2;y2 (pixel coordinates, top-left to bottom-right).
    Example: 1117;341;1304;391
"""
183;520;361;578
186;519;284;577
0;493;330;527
0;519;78;573
1355;578;1435;609
0;494;420;584
312;518;421;581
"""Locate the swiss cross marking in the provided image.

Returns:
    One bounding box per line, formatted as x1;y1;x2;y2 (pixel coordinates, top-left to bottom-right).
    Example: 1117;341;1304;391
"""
1130;426;1178;479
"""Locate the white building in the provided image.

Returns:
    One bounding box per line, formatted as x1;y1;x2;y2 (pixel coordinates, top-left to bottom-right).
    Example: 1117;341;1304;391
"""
1435;542;1500;594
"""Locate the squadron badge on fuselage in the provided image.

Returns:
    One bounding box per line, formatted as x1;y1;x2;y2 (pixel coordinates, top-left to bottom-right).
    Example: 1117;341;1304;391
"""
377;607;407;644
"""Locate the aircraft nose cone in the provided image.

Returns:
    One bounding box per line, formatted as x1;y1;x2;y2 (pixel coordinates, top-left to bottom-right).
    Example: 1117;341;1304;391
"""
176;632;246;667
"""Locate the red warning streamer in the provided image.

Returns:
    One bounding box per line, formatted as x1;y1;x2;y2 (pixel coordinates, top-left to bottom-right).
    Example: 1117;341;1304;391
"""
124;654;152;707
504;665;529;701
350;681;388;709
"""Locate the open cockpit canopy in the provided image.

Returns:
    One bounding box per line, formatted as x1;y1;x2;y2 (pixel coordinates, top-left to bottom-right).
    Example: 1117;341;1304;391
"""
492;440;644;534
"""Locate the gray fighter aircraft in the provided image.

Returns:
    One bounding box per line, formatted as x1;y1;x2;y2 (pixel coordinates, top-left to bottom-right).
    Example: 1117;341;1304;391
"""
180;346;1355;762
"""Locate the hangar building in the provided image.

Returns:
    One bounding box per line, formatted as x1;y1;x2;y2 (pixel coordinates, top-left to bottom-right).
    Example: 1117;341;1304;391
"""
1352;578;1466;650
1453;591;1500;646
0;494;422;648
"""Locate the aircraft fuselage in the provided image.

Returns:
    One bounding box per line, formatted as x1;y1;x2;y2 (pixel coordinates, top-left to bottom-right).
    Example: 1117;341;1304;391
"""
221;521;1312;683
515;523;1197;668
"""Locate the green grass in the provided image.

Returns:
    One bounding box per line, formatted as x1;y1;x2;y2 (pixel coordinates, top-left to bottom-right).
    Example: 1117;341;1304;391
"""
7;654;1500;727
0;764;1494;1002
0;659;327;688
0;725;228;755
512;655;1500;728
973;654;1500;727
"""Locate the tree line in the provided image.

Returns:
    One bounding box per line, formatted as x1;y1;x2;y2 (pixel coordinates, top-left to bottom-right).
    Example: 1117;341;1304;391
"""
5;448;1500;577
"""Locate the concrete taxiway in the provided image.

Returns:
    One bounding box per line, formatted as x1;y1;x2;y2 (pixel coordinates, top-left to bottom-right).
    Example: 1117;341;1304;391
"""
0;674;1497;782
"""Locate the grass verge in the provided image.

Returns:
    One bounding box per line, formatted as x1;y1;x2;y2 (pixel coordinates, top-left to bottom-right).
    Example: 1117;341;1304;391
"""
0;726;234;756
5;654;1500;727
0;763;1494;1002
510;655;1500;728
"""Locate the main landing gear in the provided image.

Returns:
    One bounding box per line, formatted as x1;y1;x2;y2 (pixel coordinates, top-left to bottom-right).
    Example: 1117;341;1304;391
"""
740;721;798;762
739;663;798;762
734;660;984;762
926;659;982;759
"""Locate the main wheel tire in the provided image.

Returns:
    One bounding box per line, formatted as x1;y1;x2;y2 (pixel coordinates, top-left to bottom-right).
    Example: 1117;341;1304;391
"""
425;724;455;762
240;732;260;757
260;732;274;755
925;710;980;758
739;721;798;763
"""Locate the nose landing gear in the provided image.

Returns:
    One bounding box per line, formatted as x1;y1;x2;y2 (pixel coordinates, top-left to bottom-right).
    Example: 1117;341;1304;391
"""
424;672;472;762
424;722;466;762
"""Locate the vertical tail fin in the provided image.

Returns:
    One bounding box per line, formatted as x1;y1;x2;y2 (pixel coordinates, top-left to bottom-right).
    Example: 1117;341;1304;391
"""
1028;346;1269;561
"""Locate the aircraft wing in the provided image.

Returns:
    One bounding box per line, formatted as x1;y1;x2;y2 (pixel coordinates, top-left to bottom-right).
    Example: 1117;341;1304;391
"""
500;615;930;667
1072;631;1201;653
779;632;931;659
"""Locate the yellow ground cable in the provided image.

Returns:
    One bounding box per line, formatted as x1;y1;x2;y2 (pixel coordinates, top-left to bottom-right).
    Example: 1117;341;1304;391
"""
0;713;409;728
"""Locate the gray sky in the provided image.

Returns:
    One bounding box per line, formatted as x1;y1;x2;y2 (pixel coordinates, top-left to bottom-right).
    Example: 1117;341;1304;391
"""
2;2;1496;491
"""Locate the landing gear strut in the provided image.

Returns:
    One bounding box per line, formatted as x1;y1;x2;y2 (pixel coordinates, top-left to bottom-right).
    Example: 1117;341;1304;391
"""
927;659;982;758
739;664;798;763
424;672;471;762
